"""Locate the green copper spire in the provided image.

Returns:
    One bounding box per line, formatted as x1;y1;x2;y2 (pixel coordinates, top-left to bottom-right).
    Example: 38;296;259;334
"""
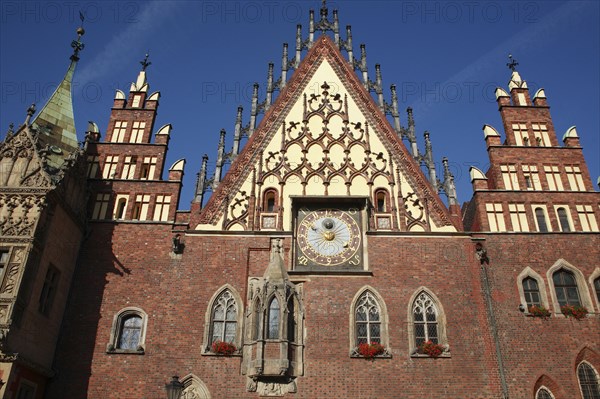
31;22;85;170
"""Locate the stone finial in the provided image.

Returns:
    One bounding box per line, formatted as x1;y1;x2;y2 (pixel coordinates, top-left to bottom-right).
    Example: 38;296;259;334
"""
24;103;36;125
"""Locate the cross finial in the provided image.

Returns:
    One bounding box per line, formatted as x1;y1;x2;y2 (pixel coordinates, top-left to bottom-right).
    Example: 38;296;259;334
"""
140;52;152;71
70;13;86;62
506;54;519;72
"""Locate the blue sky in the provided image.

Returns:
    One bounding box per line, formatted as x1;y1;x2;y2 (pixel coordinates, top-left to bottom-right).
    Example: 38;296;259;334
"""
1;0;599;209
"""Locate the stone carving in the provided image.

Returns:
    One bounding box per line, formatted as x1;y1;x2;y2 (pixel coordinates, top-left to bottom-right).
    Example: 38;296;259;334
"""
181;386;203;399
258;381;283;396
2;264;20;295
0;193;43;236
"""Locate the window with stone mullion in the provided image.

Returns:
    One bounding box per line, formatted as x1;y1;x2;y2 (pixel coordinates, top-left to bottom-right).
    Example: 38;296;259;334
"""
413;293;439;347
553;270;581;307
578;363;600;399
211;291;237;344
523;277;541;308
355;292;381;345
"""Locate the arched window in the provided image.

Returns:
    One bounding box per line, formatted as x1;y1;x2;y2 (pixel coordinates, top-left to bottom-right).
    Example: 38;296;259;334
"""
267;297;280;339
118;314;142;350
536;387;553;399
557;207;571;232
578;362;600;399
107;307;147;353
210;290;238;344
412;292;438;347
523;277;541;308
115;197;127;219
355;291;381;344
553;269;581;307
263;189;277;212
374;189;389;213
535;207;549;232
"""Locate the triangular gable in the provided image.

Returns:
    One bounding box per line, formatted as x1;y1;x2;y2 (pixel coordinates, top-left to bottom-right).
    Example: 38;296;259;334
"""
195;35;455;231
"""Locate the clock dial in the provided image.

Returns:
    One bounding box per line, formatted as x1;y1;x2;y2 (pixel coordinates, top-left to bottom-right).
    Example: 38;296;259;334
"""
296;208;362;267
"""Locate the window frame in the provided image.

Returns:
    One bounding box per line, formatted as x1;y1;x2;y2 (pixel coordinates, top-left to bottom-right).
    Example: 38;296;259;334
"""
577;362;600;399
38;264;60;316
202;285;243;355
107;307;148;354
407;288;449;357
349;286;390;357
589;268;600;313
517;267;550;314
535;387;555;399
546;259;594;315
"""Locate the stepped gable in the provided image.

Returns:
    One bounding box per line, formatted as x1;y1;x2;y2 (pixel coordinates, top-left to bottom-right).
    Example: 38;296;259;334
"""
196;35;455;230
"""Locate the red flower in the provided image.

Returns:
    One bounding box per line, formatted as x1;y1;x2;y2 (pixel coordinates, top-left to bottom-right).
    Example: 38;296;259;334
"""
419;340;444;358
357;342;385;359
211;340;237;355
528;305;551;318
561;305;588;320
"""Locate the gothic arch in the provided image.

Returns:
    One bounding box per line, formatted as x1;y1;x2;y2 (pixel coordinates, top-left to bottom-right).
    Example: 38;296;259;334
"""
533;375;564;399
348;286;390;354
202;285;244;353
589;268;600;313
180;374;211;399
517;266;550;312
575;347;600;370
577;361;600;399
546;259;594;314
406;287;449;355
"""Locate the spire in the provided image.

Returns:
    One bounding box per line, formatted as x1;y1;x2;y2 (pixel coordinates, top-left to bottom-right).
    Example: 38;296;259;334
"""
194;154;209;205
423;131;437;192
31;20;85;170
442;157;458;205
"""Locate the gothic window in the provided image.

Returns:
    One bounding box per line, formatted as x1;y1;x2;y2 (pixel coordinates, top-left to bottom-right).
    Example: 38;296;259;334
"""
203;286;243;354
509;204;529;232
153;195;171;221
576;205;599;232
544;165;564;191
355;291;381;345
486;203;506;232
553;269;581;307
38;265;60;315
267;297;280;339
578;362;600;399
594;277;600;304
565;165;586;191
522;277;541;308
556;207;571;232
107;307;147;353
412;292;438;347
534;207;550;232
210;290;238;345
536;388;554;399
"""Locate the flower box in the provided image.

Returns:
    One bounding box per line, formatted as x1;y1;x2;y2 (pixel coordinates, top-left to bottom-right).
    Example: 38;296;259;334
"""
561;305;588;320
528;305;551;318
357;342;385;359
211;340;237;355
419;340;445;358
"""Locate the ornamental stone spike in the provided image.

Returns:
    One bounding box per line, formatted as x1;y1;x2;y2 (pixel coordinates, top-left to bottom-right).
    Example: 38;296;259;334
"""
194;154;209;204
249;83;259;137
214;129;226;188
295;25;302;68
442;157;458;205
232;106;243;156
406;107;418;157
281;44;289;89
390;85;401;134
360;44;368;89
266;63;274;109
375;64;384;111
309;10;315;45
424;131;438;192
345;26;353;63
333;10;340;45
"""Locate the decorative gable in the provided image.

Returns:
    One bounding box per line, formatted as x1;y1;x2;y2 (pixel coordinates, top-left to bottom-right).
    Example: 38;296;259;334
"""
194;36;456;233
